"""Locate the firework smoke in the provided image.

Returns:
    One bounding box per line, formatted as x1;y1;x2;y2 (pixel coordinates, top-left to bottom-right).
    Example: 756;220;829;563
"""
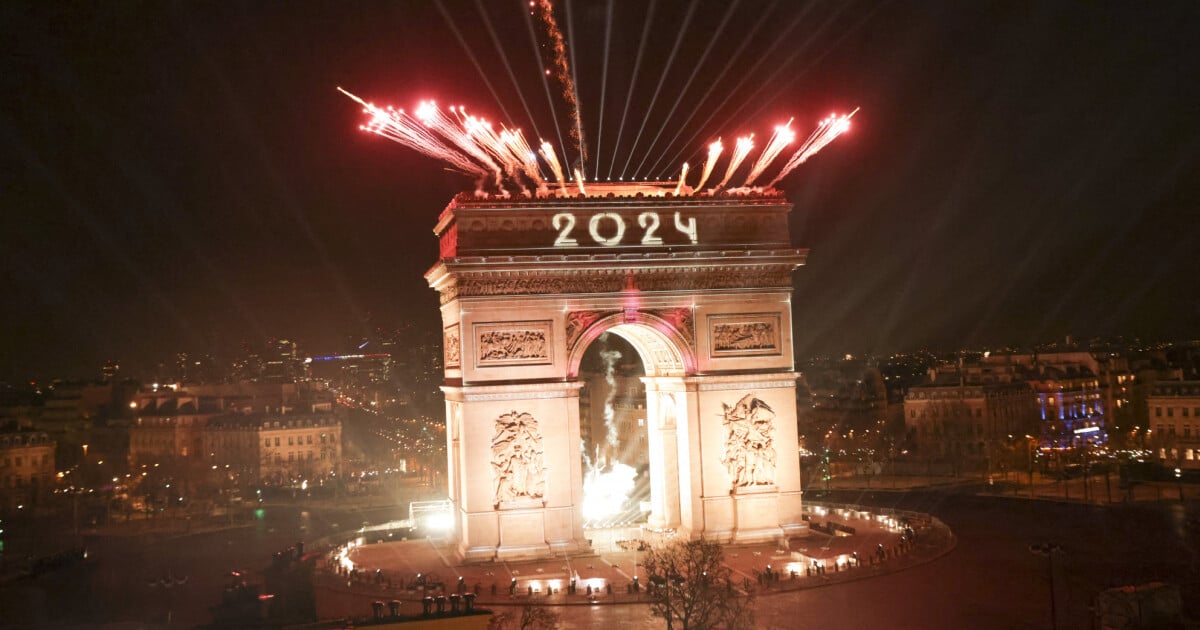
532;0;588;166
766;109;857;187
716;135;755;189
599;338;622;451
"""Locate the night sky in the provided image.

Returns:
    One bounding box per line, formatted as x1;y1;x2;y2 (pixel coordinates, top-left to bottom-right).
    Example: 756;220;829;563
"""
2;1;1198;382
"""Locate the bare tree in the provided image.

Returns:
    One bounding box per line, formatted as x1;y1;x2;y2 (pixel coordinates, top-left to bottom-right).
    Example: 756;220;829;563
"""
488;604;561;630
642;538;755;630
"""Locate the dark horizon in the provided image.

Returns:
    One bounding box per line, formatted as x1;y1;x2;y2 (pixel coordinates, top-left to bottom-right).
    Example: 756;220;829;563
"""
2;1;1198;382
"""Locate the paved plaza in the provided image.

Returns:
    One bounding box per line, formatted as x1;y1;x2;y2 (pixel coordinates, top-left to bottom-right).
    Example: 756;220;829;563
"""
312;503;953;621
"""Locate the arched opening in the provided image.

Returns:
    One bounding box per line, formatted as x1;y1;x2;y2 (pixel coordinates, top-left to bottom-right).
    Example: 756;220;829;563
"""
577;332;649;529
572;318;690;539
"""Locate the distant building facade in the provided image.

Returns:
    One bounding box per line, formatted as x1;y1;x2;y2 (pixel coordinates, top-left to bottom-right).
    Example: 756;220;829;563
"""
0;431;56;509
904;381;1038;466
1147;380;1200;470
129;387;341;486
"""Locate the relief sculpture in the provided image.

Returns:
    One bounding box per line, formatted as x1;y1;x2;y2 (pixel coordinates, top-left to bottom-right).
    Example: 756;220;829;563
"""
564;310;603;350
443;326;461;367
720;393;777;487
713;321;777;352
478;329;548;362
491;411;546;507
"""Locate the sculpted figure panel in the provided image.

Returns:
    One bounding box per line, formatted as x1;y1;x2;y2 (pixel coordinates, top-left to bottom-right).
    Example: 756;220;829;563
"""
710;313;781;356
490;411;546;507
475;321;552;365
444;325;461;368
720;393;777;487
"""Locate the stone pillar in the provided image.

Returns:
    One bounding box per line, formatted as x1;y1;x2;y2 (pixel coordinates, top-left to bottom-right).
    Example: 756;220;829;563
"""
679;373;805;543
442;381;587;562
643;378;683;529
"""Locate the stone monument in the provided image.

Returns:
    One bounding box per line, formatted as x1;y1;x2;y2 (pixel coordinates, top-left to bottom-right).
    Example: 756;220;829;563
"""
425;183;808;562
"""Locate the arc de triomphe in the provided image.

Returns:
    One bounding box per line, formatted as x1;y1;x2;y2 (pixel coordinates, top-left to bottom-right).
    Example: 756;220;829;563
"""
425;184;808;562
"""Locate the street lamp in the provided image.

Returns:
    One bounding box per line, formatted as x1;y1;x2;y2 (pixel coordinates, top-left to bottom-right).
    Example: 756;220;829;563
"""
1029;542;1063;630
1024;435;1035;499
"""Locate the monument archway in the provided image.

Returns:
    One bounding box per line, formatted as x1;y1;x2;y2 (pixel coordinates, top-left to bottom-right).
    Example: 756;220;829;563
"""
426;184;808;562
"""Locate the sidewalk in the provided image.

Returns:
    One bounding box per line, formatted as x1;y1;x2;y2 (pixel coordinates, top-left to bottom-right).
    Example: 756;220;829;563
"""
821;471;1200;505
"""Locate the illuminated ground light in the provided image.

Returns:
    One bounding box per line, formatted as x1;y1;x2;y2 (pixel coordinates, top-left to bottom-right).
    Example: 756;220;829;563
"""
423;510;454;533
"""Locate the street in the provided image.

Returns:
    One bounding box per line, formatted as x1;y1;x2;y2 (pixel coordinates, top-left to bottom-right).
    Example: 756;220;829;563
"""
3;486;1195;629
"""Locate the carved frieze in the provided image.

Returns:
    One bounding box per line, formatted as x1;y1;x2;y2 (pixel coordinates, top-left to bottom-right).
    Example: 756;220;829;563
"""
720;393;777;488
491;411;546;507
709;313;781;356
443;324;461;368
475;321;552;366
443;266;796;301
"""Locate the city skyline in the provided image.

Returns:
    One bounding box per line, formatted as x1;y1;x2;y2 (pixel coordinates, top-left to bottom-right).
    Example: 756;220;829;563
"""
2;1;1198;381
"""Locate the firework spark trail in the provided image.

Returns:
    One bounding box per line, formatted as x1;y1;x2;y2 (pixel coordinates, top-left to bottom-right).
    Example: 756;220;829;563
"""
434;0;518;128
716;135;754;189
521;4;570;168
630;0;739;179
475;0;548;150
563;0;589;167
729;3;886;148
705;3;854;153
461;112;539;186
693;139;723;192
459;112;544;192
539;141;567;193
742;119;795;187
651;2;812;179
607;0;657;180
339;88;487;180
414;101;506;190
533;0;588;166
766;109;856;187
643;0;772;176
619;0;699;180
500;128;548;192
673;162;690;196
459;112;517;174
592;0;615;180
573;167;586;196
